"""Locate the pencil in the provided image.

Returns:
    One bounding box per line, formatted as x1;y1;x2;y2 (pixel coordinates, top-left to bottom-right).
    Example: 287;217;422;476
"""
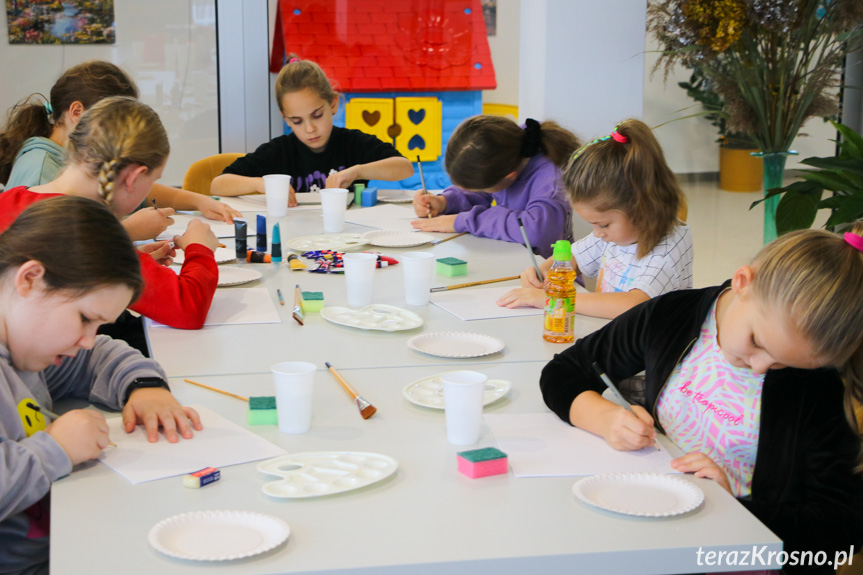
325;361;377;419
276;288;285;306
183;378;249;402
592;362;658;449
430;275;520;292
417;155;431;219
517;217;544;282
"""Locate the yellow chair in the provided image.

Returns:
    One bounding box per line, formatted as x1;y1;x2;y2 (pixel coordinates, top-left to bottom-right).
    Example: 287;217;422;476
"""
182;153;245;196
482;103;518;120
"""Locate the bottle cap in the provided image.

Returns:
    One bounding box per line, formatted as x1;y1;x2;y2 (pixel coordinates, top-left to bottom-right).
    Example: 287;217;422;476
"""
551;240;572;261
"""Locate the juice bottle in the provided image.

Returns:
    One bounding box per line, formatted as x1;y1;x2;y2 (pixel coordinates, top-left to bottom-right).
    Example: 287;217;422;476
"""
543;240;576;343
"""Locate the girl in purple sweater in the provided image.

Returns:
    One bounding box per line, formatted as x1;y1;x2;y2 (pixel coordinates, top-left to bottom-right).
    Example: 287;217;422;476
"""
411;116;580;258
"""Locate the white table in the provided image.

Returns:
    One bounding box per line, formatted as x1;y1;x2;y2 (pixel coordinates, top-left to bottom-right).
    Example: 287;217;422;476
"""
146;207;607;377
50;362;782;574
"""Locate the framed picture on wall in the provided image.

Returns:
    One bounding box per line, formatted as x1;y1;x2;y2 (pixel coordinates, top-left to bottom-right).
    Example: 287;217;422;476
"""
6;0;115;44
482;0;496;36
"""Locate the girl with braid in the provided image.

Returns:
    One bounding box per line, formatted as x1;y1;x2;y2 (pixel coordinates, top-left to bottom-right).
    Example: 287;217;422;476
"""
411;115;580;258
0;96;219;332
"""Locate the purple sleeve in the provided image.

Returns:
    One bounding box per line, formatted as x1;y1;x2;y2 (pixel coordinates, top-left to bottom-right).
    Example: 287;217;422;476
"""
440;186;494;213
448;161;571;258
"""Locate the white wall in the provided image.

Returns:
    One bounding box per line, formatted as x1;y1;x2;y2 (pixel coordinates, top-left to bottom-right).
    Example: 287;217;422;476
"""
0;1;219;186
482;0;521;107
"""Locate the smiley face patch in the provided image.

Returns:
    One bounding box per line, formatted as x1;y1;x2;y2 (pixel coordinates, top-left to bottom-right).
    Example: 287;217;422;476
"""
17;399;48;437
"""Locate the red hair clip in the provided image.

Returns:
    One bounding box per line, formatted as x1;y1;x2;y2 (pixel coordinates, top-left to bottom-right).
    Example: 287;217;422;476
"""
611;130;628;144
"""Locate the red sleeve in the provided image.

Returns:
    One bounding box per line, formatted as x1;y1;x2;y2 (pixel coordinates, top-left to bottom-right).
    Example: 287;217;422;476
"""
129;243;218;329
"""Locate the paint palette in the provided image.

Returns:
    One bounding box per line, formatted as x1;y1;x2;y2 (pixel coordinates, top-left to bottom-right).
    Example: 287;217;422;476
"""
321;304;424;332
258;452;399;499
286;233;369;253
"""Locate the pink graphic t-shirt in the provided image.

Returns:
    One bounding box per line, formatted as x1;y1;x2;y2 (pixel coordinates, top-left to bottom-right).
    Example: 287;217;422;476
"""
656;294;765;497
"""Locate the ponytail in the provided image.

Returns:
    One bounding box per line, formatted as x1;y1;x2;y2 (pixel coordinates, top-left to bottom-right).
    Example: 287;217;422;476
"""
445;115;581;190
564;118;684;258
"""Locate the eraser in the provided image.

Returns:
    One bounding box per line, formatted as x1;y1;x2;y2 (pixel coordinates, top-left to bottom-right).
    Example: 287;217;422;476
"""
437;257;468;277
361;187;378;207
248;396;278;425
183;466;221;488
301;291;325;313
457;447;508;479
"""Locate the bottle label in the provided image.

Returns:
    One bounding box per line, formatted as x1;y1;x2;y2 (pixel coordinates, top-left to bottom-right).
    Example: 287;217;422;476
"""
544;296;575;335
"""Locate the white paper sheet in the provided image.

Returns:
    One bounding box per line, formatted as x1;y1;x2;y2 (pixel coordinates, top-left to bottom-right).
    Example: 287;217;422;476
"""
344;204;419;233
484;413;675;477
156;213;257;240
98;405;286;484
217;193;340;212
147;287;281;327
431;286;542;320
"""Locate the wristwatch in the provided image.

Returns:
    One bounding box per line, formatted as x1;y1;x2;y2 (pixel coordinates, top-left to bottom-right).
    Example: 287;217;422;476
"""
123;377;170;404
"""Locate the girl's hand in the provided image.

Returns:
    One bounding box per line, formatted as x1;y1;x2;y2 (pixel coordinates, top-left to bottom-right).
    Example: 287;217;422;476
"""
497;287;546;309
122;207;175;241
197;196;241;223
326;166;359;189
521;257;554;288
412;191;446;217
288;186;298;208
173;219;218;252
46;409;112;465
138;241;176;266
602;405;656;451
122;387;203;443
411;214;457;232
671;452;733;494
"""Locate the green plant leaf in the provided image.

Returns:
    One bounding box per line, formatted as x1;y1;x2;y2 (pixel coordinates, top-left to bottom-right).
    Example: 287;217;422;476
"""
802;157;863;177
834;121;863;158
776;188;822;234
799;170;858;192
824;195;863;228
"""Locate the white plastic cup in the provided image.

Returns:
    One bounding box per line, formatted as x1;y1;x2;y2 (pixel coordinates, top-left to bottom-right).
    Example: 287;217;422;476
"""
320;188;349;233
442;370;487;445
272;361;316;433
263;174;291;218
401;251;435;305
343;252;377;308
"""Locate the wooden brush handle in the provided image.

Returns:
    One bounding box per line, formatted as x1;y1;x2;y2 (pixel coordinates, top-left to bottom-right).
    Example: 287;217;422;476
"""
325;363;358;399
183;378;249;402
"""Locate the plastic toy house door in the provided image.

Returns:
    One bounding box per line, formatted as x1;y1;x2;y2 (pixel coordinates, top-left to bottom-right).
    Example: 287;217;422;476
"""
395;97;441;162
345;98;394;145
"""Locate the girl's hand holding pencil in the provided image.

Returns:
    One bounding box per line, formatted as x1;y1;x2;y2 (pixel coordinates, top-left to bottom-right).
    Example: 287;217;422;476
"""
121;206;176;242
46;409;113;465
412;190;446;218
138;241;176;267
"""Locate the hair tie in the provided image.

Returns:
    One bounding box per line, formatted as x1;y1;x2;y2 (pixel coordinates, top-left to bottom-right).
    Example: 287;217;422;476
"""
44;101;54;123
844;232;863;253
287;57;300;64
611;130;628;143
521;118;541;157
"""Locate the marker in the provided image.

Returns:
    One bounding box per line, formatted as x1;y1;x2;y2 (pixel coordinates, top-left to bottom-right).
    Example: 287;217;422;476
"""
276;288;285;306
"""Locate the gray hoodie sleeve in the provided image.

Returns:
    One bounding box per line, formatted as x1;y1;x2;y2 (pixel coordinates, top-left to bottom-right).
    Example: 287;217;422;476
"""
42;335;167;410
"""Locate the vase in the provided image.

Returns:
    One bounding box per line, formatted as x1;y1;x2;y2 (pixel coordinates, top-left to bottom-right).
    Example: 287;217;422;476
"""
755;151;797;244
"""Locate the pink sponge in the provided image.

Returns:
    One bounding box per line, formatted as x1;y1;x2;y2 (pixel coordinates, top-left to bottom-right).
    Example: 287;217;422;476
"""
457;447;508;478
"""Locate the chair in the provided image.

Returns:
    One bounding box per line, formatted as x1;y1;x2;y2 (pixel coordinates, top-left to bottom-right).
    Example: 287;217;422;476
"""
181;153;245;195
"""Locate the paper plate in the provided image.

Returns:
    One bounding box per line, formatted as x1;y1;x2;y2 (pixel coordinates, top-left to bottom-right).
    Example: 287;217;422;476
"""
572;473;704;517
361;229;435;248
377;190;415;203
258;452;398;499
286;233;369;253
402;372;512;409
321;304;424;332
217;267;262;287
148;510;290;561
407;331;505;358
172;247;237;265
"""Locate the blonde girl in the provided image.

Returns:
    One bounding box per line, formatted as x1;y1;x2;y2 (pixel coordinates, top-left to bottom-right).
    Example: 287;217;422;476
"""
0;60;238;235
0;96;219;331
410;115;580;257
213;54;413;203
498;119;693;318
541;226;863;573
0;196;202;575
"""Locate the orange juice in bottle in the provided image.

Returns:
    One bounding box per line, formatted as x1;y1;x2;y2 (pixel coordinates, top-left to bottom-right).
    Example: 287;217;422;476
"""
543;240;576;343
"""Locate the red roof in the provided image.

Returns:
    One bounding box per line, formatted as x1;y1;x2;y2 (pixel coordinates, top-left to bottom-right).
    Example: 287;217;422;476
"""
270;0;496;92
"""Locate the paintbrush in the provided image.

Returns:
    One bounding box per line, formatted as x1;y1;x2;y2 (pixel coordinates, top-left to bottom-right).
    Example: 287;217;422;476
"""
417;155;431;219
431;231;468;245
292;284;304;325
430;275;521;292
325;361;377;419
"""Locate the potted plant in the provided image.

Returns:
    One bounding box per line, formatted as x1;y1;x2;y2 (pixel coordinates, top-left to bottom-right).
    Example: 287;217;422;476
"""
648;0;863;243
678;66;762;192
754;121;863;235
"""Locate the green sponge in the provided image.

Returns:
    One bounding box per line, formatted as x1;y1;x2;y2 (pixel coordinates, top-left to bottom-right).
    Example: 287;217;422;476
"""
301;291;324;312
437;257;467;277
247;396;277;425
